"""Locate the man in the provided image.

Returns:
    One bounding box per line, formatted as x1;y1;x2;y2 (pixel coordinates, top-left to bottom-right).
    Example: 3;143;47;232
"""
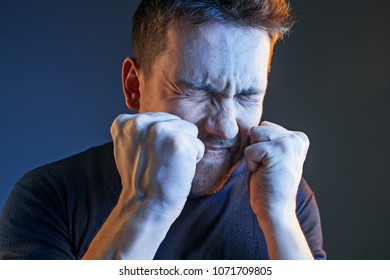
0;0;326;259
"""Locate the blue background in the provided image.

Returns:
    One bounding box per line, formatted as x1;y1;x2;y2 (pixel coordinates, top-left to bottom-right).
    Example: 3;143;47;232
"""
1;0;390;259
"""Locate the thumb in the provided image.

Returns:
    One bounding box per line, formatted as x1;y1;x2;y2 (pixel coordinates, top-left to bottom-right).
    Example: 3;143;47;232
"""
195;139;205;163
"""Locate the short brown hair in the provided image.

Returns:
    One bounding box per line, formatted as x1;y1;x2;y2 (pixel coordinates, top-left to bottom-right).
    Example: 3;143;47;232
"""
132;0;294;75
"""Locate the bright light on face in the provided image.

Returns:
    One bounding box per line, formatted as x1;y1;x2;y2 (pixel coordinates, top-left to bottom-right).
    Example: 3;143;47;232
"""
138;20;271;194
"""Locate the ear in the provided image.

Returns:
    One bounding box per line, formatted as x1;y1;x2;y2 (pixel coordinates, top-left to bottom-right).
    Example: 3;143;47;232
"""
122;57;141;110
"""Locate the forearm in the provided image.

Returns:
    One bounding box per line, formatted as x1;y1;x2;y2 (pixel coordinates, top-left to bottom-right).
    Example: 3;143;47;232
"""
89;112;202;259
81;198;178;260
258;208;314;260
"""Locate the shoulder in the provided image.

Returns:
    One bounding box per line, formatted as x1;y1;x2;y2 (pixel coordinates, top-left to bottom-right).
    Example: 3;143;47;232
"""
18;142;115;187
0;142;120;259
13;141;121;227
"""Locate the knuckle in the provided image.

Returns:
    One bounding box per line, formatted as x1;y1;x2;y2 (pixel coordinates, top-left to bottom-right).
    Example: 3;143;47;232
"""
249;126;259;136
110;119;120;137
295;131;310;147
132;114;150;131
165;134;185;153
244;145;253;158
197;139;205;154
149;121;170;137
249;126;263;141
113;114;126;128
111;114;129;138
116;114;127;123
274;138;290;154
187;122;199;135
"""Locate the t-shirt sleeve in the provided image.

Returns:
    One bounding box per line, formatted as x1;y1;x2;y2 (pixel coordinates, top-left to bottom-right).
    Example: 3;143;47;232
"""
296;178;326;260
0;174;76;259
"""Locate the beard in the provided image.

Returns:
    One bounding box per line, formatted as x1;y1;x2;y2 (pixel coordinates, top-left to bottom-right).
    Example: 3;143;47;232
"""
190;159;229;195
190;133;242;195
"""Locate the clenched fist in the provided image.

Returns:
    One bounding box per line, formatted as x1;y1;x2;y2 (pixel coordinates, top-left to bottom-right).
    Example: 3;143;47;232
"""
110;112;205;217
244;121;310;223
82;112;204;259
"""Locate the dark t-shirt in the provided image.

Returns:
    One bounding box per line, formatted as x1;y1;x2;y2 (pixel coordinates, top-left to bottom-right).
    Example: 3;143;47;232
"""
0;142;326;259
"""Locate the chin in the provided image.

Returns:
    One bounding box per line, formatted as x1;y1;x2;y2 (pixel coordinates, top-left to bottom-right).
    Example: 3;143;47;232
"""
190;157;234;195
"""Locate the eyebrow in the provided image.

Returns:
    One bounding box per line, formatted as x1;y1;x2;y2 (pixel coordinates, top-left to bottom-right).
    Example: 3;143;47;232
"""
176;80;264;96
177;80;214;94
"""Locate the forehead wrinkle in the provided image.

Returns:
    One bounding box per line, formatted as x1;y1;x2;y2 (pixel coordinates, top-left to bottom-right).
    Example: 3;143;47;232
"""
162;20;269;97
168;21;235;77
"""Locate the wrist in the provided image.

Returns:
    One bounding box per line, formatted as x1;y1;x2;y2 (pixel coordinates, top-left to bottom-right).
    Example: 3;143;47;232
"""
254;206;313;260
117;187;187;221
255;202;297;229
111;199;181;259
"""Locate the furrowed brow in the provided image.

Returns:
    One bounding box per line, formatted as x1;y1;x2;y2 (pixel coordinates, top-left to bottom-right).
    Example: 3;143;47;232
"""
177;80;215;95
240;87;265;96
177;80;265;96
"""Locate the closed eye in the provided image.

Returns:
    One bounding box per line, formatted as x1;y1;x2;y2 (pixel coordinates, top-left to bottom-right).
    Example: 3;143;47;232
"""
240;87;264;97
236;88;264;101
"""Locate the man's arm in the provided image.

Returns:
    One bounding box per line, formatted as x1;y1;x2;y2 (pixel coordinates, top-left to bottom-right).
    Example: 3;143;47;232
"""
81;194;180;259
82;113;204;259
245;121;314;259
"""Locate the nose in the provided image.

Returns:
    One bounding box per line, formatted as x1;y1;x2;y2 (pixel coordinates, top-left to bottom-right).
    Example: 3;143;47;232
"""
204;98;239;140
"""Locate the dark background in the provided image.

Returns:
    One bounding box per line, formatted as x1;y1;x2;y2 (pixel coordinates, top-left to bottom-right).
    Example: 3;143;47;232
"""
1;0;389;259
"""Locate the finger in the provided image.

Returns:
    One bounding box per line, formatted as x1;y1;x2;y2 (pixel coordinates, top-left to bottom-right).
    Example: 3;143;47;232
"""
110;114;137;138
294;131;310;146
142;111;182;121
151;118;199;138
169;131;205;163
116;113;138;122
112;112;182;138
164;120;204;162
194;138;205;163
244;142;270;172
260;121;309;147
249;125;289;143
116;112;181;126
131;112;181;131
259;120;287;129
292;131;310;157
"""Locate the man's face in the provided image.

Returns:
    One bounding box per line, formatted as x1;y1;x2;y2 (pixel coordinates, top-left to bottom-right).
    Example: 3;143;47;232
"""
138;19;271;194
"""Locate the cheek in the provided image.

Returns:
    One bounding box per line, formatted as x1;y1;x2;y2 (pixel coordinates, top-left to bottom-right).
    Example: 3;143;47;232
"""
237;106;263;139
165;98;208;123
